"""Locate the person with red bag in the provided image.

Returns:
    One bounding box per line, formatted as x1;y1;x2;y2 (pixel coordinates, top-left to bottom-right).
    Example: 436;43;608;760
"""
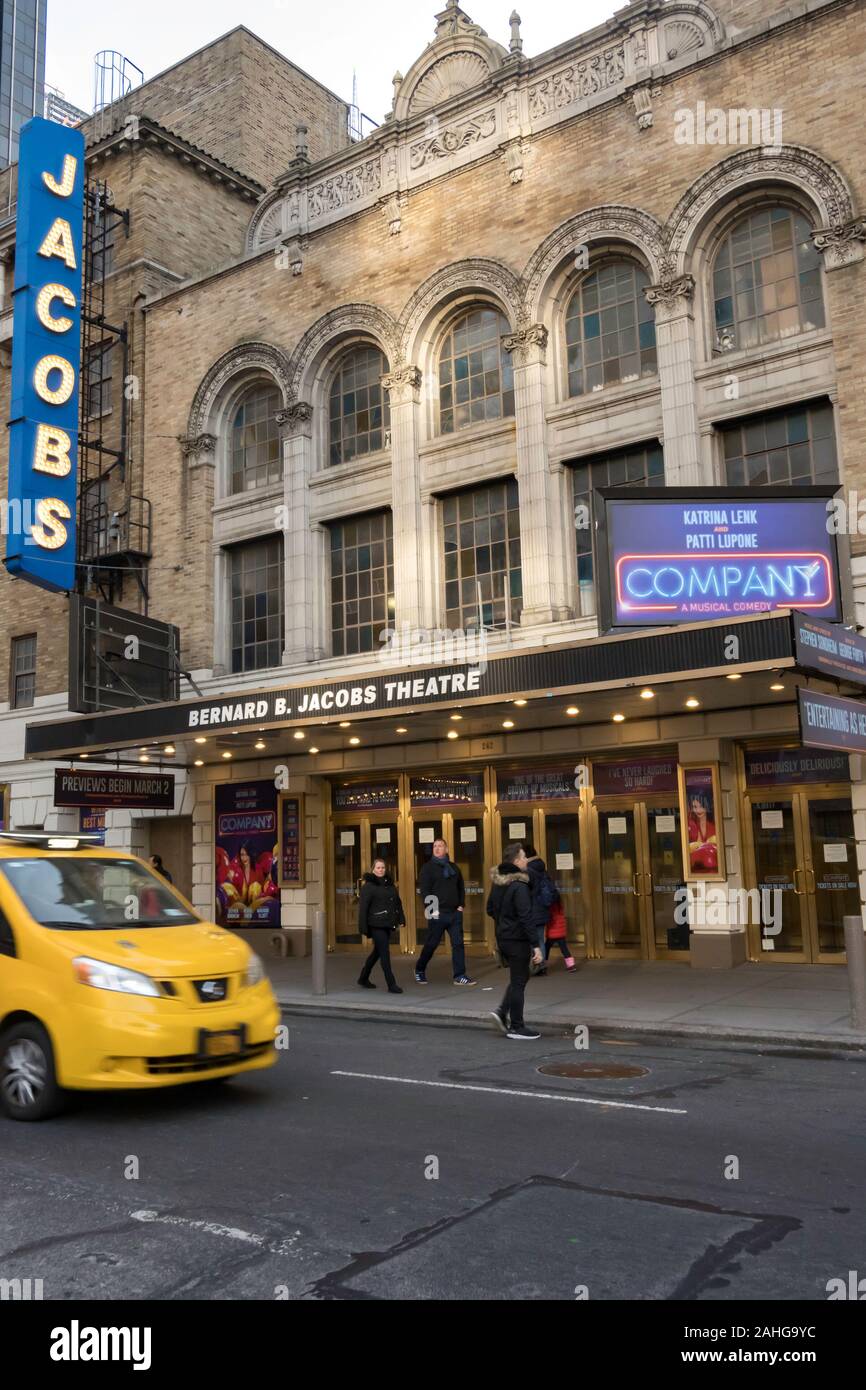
544;899;578;973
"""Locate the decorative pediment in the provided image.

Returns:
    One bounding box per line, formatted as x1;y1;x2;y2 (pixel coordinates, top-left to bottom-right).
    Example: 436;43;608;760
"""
393;2;508;122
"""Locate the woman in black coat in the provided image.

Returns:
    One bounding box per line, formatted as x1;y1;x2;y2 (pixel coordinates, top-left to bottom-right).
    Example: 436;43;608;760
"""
357;859;405;993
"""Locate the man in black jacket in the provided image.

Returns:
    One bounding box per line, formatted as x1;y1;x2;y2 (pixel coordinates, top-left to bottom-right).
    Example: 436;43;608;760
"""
486;843;544;1039
415;838;476;985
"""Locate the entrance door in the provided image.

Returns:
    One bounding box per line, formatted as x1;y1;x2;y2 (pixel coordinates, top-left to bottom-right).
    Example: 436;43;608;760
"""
497;805;585;952
745;789;857;961
330;814;401;950
594;799;685;959
410;810;491;954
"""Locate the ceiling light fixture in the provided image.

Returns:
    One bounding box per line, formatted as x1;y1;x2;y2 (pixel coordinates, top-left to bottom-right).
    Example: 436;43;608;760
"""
612;713;625;723
639;689;655;700
566;706;579;717
502;719;514;729
349;737;360;746
685;697;700;709
770;682;785;692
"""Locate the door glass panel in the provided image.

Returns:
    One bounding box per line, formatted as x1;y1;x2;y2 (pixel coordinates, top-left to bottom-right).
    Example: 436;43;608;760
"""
453;816;486;945
599;808;641;950
808;797;858;956
544;812;583;946
647;804;686;951
501;812;531;856
371;820;399;887
413;818;443;949
750;800;802;953
333;824;362;945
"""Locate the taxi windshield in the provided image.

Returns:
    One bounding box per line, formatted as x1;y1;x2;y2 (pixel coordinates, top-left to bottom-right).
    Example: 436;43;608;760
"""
0;857;200;930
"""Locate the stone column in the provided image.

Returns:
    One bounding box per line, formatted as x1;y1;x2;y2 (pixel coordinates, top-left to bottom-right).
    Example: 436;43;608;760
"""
381;365;436;632
178;433;216;672
643;275;704;488
503;324;573;626
278;403;323;665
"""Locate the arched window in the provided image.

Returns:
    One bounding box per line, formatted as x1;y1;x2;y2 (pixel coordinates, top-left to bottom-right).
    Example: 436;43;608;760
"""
438;307;514;435
565;262;656;397
329;346;390;466
712;207;825;353
230;384;282;494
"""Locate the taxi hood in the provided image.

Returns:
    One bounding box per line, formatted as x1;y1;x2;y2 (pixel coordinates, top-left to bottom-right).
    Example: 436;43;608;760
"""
47;921;253;978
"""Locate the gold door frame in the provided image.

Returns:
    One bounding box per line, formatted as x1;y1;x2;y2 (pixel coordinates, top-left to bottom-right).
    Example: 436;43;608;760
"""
737;743;854;964
493;795;590;959
326;788;405;954
589;793;687;961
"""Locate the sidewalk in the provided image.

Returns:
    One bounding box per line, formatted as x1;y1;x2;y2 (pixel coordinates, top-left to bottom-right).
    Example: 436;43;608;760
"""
263;948;866;1050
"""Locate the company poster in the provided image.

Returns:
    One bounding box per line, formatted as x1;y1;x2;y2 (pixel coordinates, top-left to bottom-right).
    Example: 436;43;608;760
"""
278;793;305;888
679;764;725;881
214;781;280;928
601;493;840;628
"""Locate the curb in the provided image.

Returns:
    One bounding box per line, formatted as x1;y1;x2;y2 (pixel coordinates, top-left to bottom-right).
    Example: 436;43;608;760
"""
277;997;866;1053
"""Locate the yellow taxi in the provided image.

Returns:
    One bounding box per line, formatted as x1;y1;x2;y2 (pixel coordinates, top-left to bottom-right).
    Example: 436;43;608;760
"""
0;833;280;1120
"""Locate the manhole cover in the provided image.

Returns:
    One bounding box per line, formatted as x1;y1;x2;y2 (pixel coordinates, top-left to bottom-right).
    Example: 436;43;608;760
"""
537;1062;649;1079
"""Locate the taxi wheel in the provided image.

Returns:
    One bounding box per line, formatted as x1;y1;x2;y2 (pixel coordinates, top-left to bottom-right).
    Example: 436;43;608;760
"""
0;1022;65;1121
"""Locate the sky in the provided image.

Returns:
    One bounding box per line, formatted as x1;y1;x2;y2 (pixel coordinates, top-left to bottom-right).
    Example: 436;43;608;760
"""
45;0;618;122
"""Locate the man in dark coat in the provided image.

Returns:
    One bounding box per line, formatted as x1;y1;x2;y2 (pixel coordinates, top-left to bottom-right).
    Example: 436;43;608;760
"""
523;841;557;976
415;838;476;985
486;842;544;1039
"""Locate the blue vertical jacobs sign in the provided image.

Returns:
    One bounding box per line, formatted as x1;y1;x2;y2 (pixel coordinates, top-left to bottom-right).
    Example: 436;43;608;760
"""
5;117;85;593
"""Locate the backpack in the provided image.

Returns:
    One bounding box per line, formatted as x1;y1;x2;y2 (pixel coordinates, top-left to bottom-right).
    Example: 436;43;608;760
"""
536;871;560;911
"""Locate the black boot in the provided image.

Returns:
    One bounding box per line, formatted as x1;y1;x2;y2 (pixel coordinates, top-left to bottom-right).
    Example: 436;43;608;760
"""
357;976;376;989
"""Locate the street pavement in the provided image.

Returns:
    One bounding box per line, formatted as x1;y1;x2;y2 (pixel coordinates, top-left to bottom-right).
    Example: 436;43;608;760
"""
1;1016;864;1300
249;943;866;1048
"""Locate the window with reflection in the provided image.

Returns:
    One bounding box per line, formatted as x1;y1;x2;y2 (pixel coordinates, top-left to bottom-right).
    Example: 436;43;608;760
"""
329;346;390;465
720;401;837;487
229;537;284;673
443;479;522;632
438;308;514;435
571;442;664;617
230;385;282;494
330;512;394;656
565;262;656;396
713;207;825;353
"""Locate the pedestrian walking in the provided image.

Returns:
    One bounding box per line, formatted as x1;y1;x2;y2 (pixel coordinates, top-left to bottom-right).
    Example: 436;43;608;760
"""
544;899;578;971
150;854;172;884
357;858;405;994
486;843;543;1040
414;838;476;985
522;842;559;976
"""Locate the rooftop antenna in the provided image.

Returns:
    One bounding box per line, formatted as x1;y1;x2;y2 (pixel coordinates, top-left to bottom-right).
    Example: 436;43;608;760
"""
349;69;362;142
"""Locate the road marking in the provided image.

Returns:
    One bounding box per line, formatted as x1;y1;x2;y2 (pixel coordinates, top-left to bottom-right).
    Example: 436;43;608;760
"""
130;1209;300;1255
331;1070;687;1114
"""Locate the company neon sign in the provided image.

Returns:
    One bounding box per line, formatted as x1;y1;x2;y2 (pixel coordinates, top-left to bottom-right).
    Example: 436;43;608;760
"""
616;551;835;616
5;118;85;593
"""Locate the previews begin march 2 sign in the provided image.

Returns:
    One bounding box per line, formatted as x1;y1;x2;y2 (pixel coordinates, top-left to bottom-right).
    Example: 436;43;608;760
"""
597;489;841;630
5;118;85;594
54;769;175;810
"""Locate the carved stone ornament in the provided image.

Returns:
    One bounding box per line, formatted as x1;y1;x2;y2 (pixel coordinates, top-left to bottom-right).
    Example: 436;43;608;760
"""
811;218;866;270
527;46;625;121
178;433;217;461
383;193;407;235
308;159;382;222
643;273;696;320
630;85;660;132
187;344;293;440
276;402;314;435
409;108;496;168
502;322;548;364
381;365;423;403
502;139;526;184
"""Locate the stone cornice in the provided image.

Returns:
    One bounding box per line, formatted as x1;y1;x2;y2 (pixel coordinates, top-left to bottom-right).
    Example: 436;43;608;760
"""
86;116;263;201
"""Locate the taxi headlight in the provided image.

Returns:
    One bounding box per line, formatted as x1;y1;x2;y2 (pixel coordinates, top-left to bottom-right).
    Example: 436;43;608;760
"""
73;956;161;998
244;952;266;988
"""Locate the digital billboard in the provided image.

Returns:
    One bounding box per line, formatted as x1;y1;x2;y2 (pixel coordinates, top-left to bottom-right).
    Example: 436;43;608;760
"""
5;117;85;593
596;488;842;631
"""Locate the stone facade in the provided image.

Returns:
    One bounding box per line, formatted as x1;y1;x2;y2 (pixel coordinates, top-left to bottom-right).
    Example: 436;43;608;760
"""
1;0;866;964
